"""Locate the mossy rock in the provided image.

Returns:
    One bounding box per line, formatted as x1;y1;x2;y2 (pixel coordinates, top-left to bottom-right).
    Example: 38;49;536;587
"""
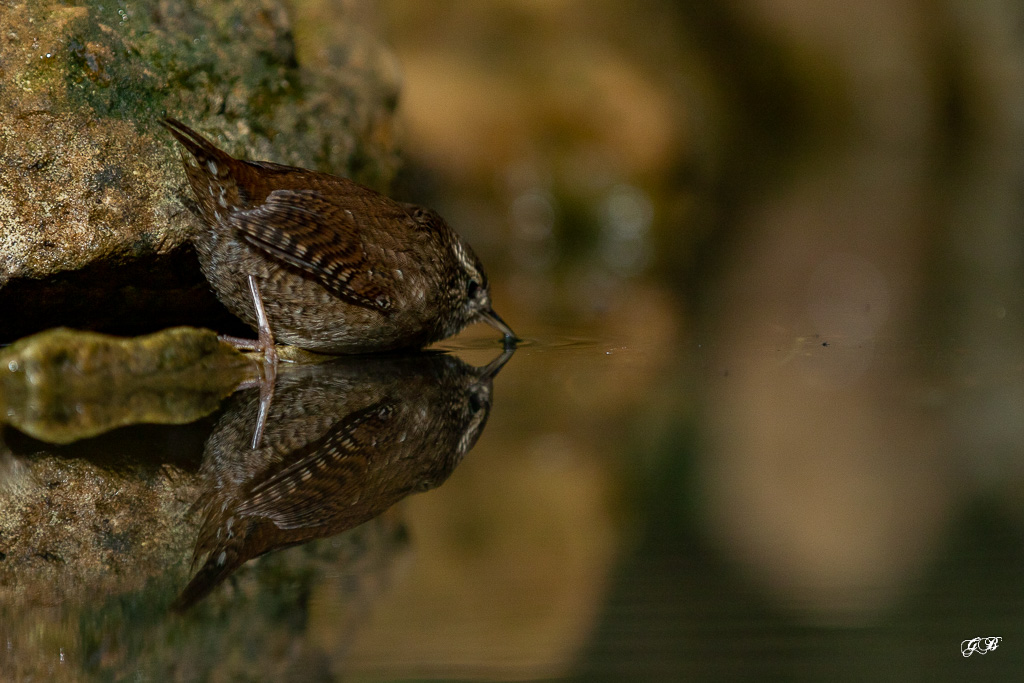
0;0;400;297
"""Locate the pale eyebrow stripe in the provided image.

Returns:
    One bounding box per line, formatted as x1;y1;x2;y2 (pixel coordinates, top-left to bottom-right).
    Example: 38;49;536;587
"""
452;241;481;281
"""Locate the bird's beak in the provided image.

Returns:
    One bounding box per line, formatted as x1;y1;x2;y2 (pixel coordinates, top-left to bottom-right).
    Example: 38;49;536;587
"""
477;345;515;380
479;306;519;347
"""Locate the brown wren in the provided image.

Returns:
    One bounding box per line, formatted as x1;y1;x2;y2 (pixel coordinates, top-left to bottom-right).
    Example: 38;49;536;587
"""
172;348;512;609
160;118;516;355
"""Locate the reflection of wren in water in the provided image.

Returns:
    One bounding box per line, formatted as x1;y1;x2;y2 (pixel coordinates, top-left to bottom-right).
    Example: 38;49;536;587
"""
173;349;512;610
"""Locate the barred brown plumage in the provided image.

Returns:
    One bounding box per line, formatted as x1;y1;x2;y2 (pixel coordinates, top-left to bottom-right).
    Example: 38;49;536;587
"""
172;349;512;610
160;118;517;355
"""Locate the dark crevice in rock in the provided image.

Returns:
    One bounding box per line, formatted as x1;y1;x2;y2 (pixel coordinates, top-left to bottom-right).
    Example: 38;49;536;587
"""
0;247;252;344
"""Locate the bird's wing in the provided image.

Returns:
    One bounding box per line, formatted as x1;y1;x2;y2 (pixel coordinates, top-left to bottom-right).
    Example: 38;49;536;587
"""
236;400;397;530
230;188;401;313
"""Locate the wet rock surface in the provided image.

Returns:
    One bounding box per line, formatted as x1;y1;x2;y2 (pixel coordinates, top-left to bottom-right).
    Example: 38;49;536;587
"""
0;438;203;610
0;0;400;336
0;325;250;614
0;326;252;443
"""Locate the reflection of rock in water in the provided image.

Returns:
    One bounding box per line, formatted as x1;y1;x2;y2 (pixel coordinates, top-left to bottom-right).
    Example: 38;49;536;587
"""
0;327;249;444
175;349;512;609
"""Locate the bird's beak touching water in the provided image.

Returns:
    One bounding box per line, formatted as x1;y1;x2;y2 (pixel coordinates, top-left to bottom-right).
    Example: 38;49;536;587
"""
479;307;519;347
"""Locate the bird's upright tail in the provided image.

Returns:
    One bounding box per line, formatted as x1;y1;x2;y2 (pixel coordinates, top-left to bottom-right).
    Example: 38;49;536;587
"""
160;117;247;224
160;118;233;170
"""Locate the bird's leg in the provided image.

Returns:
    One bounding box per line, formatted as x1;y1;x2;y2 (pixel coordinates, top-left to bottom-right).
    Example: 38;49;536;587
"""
250;369;275;450
218;276;278;449
248;274;279;366
217;276;279;365
227;368;276;450
249;275;276;449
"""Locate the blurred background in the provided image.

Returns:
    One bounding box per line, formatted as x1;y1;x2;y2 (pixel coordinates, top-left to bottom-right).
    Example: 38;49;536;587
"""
281;0;1024;678
8;0;1022;678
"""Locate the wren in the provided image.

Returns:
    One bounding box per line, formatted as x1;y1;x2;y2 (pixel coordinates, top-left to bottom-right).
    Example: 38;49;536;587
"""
172;348;512;609
160;118;516;355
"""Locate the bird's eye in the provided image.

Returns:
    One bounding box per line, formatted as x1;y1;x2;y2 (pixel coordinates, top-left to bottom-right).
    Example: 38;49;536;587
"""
467;279;480;299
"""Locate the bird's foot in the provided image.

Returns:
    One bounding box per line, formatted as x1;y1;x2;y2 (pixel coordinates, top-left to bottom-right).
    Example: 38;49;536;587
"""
219;276;279;449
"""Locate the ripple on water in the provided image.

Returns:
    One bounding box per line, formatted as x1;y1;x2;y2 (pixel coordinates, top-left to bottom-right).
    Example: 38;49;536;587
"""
432;334;602;354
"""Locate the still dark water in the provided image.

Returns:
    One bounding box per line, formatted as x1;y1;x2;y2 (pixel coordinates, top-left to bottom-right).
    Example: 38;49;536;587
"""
2;310;1023;680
